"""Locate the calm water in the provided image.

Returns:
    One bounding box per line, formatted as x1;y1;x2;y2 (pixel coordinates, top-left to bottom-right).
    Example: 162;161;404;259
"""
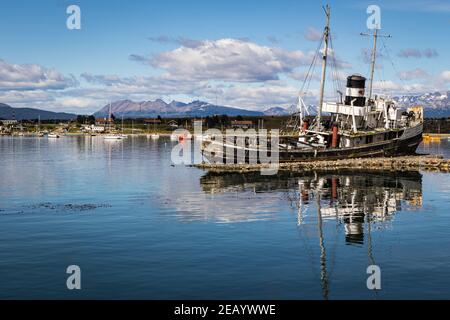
0;136;449;299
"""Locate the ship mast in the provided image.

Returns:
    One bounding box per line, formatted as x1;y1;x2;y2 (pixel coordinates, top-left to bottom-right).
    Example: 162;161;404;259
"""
317;5;331;132
361;29;391;102
368;29;377;101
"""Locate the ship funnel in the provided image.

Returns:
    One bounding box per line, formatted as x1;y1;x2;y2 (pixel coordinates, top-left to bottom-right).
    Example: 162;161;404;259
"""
345;75;366;107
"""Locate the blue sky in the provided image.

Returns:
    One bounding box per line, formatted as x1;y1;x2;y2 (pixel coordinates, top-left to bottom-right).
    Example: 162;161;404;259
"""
0;0;449;113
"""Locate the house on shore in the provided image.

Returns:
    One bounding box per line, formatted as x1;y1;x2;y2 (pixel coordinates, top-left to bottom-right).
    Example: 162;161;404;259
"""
230;120;254;129
167;120;179;128
1;120;18;126
81;124;105;133
144;119;162;126
95;117;114;127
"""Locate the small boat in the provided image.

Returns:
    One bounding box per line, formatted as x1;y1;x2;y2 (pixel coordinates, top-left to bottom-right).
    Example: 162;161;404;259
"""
120;116;127;138
48;133;60;138
103;102;122;140
179;133;192;141
147;119;160;140
104;134;123;140
37;132;45;137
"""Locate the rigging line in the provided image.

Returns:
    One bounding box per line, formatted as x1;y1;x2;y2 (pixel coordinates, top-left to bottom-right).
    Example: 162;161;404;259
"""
329;35;339;84
379;43;391;96
300;35;324;94
380;37;409;93
327;35;336;98
329;44;338;100
305;53;318;94
332;55;342;101
375;68;386;95
288;33;323;128
329;34;344;101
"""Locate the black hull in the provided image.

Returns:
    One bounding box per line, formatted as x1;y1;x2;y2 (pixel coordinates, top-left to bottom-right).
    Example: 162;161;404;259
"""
279;131;423;162
203;129;423;164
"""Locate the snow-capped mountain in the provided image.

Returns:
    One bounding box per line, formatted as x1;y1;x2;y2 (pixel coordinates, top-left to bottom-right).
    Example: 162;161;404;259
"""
263;107;291;116
263;104;317;116
393;91;450;117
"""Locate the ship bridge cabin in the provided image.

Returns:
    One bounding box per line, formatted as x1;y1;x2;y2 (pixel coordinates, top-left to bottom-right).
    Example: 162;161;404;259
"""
310;74;423;149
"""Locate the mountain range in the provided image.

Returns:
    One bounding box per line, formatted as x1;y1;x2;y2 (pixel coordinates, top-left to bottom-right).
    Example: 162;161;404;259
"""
0;103;76;120
93;99;265;118
1;91;450;120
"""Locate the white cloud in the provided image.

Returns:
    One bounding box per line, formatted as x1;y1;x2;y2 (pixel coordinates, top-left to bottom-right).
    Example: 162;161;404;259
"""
397;68;429;80
397;48;439;59
304;27;322;41
372;80;436;95
440;70;450;82
0;59;77;91
56;97;99;109
144;38;313;82
0;90;54;104
211;82;301;109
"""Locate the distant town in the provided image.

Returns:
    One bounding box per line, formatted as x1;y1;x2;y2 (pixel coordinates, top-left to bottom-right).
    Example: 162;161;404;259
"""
1;113;449;136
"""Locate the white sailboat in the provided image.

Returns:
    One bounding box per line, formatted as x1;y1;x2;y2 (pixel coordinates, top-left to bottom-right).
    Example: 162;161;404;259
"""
104;102;123;140
151;120;160;139
170;133;178;141
120;116;127;138
36;115;45;137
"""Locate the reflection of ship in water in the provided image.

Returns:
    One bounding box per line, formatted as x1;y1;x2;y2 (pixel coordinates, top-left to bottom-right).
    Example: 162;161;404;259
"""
200;170;422;299
200;170;422;245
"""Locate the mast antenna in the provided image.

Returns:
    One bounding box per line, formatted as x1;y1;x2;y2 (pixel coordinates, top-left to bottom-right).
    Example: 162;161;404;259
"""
317;4;331;132
360;30;391;101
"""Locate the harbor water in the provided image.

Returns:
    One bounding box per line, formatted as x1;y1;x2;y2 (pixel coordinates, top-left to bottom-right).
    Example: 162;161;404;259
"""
0;136;449;299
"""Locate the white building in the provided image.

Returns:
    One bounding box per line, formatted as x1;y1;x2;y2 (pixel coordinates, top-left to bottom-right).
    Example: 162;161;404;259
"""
1;120;18;126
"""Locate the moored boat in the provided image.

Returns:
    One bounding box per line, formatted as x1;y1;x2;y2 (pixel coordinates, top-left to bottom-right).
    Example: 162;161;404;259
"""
104;134;123;140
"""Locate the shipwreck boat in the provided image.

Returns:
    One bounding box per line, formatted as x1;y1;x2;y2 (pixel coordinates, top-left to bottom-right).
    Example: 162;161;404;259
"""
201;5;423;164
